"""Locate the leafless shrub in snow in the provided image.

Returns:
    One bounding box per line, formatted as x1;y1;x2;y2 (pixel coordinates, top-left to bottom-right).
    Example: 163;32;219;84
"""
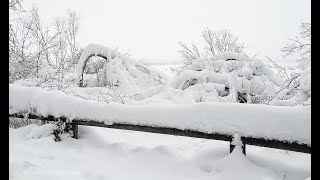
178;28;245;65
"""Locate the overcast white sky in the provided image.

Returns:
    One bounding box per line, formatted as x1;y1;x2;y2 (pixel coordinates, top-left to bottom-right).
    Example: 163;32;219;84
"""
21;0;310;64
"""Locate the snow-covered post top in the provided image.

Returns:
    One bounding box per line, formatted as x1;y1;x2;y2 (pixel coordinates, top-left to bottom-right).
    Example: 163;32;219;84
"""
75;43;117;86
230;133;246;155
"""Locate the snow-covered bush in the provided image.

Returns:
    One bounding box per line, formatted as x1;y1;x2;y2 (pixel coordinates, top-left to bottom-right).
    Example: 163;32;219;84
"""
75;44;168;97
270;21;311;106
170;52;286;103
270;59;311;106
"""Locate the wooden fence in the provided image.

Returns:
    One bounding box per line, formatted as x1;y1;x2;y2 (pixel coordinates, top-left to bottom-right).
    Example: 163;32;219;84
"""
9;113;311;155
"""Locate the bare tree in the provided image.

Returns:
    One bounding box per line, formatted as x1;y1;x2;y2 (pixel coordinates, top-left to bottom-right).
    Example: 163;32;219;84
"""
9;3;81;86
281;21;311;64
65;10;81;68
9;19;36;82
208;29;244;54
9;0;24;14
49;10;81;89
25;6;60;69
178;28;245;64
9;1;37;82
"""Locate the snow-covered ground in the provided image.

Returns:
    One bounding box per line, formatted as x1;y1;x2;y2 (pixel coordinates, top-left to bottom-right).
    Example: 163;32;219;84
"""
10;125;310;180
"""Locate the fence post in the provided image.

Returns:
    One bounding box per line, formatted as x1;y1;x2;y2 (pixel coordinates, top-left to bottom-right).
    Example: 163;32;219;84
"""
72;123;78;139
230;134;246;155
230;143;246;155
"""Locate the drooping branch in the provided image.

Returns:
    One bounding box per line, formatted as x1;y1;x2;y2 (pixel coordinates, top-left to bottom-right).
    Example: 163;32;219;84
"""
78;54;109;87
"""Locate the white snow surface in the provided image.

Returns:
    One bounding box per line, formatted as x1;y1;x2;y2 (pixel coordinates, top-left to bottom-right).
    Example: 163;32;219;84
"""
9;125;311;180
9;84;311;145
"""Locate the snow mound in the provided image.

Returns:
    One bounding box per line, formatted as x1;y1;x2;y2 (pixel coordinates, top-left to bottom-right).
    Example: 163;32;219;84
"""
26;124;57;139
209;146;281;180
10;124;57;141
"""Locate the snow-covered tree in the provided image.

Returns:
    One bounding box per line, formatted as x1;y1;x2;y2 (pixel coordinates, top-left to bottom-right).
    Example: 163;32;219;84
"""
270;21;311;106
281;21;311;66
9;4;81;88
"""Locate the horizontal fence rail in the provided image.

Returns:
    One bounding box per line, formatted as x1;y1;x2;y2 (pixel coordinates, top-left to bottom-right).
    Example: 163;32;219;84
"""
9;113;311;154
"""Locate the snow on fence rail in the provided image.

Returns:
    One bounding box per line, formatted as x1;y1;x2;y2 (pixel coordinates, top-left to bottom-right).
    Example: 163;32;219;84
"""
9;84;311;154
